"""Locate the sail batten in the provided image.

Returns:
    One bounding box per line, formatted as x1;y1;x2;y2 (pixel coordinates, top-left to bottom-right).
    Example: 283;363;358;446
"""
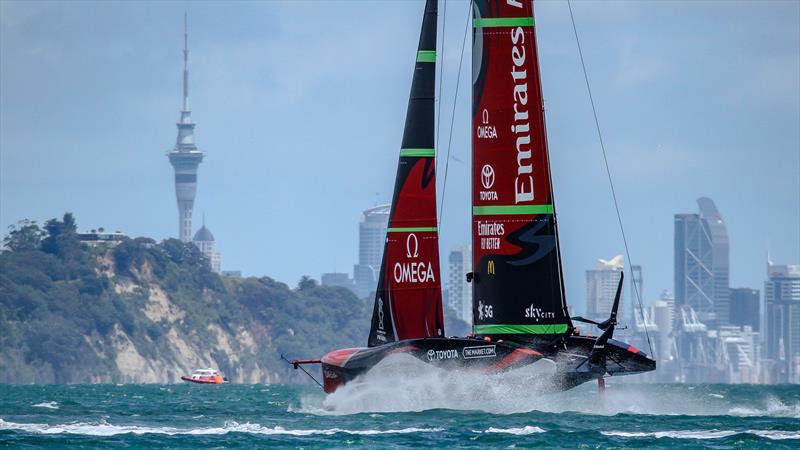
368;0;443;348
473;17;534;28
473;204;554;215
471;0;571;343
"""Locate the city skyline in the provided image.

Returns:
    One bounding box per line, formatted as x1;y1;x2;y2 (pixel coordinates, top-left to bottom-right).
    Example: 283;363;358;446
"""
1;1;798;313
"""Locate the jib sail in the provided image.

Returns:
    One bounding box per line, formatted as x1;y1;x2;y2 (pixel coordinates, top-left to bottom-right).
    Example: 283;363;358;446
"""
471;0;572;342
368;0;444;348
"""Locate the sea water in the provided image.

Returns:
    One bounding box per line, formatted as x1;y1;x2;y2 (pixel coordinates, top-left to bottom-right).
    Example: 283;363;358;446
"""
1;360;798;449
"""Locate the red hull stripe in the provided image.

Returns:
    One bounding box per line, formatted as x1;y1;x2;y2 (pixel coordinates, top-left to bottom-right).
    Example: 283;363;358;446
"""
485;348;538;372
386;345;419;355
516;347;542;356
321;348;361;367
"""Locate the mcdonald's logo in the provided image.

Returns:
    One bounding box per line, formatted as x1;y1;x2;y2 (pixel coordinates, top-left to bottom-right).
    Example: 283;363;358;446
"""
487;260;495;275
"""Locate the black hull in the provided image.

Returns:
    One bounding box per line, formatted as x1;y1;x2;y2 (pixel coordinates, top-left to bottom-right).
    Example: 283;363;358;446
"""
321;337;541;393
320;335;655;393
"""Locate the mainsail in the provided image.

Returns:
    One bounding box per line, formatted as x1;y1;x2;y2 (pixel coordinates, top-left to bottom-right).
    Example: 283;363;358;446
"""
471;0;571;342
368;0;444;347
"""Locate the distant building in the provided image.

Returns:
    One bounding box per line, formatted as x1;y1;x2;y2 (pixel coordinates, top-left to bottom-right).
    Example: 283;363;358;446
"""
629;264;643;322
321;272;356;292
193;224;221;273
77;229;127;247
729;288;760;331
674;197;730;326
764;261;800;383
446;245;472;324
718;325;761;384
168;17;204;243
651;291;675;361
353;205;390;298
673;305;727;383
586;255;624;321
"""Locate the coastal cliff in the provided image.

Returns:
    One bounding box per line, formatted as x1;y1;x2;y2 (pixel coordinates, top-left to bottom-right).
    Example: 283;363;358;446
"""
0;214;469;384
0;215;376;384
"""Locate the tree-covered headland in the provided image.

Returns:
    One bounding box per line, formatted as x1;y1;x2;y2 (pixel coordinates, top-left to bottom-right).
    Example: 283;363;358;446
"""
0;214;468;383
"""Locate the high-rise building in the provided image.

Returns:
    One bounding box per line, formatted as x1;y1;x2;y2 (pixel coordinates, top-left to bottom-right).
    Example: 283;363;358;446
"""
353;205;390;298
446;245;472;324
193;224;221;273
729;288;760;331
629;264;643;321
586;255;624;321
764;261;800;383
674;197;730;326
168;16;204;243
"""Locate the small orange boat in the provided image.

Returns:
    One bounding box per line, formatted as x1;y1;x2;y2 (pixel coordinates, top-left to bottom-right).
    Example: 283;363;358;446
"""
180;368;228;384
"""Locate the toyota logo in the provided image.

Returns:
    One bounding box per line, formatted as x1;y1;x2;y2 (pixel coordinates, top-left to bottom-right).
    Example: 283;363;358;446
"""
406;233;419;258
426;349;436;361
481;164;495;189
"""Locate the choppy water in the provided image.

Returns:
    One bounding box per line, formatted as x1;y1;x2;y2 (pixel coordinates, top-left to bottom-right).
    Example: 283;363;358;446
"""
1;363;798;448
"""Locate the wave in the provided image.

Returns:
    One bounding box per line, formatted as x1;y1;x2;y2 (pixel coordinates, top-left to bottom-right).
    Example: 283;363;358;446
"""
728;396;800;418
602;430;800;440
480;426;545;435
0;419;441;437
31;401;59;410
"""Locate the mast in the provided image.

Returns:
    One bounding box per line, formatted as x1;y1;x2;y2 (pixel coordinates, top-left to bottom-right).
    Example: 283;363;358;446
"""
470;0;572;343
368;0;443;347
183;12;189;112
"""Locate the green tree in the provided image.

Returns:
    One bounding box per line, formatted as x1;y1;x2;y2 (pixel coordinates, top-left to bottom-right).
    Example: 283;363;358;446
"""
2;219;43;252
41;213;80;257
297;276;317;291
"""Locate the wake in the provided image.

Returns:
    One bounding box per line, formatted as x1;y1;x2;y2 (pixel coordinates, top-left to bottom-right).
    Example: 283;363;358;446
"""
295;354;800;417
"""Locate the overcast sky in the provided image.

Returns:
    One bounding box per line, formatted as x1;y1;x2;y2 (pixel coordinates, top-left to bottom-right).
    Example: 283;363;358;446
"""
1;0;798;316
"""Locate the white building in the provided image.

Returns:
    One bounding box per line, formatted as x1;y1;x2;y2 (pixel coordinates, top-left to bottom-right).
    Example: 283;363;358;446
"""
353;205;390;298
764;261;800;383
193;225;221;273
718;325;761;384
77;228;127;248
447;245;472;324
651;294;675;363
586;255;624;321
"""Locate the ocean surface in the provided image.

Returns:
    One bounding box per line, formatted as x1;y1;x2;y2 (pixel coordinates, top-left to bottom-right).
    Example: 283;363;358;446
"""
1;364;799;449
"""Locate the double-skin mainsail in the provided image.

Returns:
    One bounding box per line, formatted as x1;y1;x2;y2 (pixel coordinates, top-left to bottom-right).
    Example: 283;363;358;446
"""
471;0;572;343
368;0;444;347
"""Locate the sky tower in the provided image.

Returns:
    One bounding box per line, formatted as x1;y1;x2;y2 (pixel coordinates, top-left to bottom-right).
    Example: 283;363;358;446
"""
168;14;204;242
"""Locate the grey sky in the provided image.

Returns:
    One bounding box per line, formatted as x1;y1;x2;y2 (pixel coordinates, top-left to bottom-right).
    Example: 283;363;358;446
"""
1;0;798;316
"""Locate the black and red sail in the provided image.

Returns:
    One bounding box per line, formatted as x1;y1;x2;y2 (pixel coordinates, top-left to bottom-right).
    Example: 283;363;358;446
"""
368;0;444;348
471;0;572;342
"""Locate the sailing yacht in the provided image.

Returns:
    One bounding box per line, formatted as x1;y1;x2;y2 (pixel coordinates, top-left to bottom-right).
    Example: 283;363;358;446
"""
294;0;655;394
